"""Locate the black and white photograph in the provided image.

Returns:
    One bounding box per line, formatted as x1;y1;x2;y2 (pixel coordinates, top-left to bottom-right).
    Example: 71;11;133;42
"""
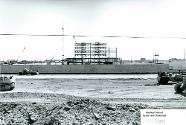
0;0;186;124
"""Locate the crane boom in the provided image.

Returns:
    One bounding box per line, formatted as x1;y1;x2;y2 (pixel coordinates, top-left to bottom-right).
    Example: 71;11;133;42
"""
17;47;26;62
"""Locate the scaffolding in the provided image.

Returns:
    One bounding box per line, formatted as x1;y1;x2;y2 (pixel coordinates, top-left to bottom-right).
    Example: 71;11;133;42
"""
67;42;118;64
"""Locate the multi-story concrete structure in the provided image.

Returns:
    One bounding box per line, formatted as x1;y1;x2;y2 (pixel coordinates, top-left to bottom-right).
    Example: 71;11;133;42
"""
66;42;119;64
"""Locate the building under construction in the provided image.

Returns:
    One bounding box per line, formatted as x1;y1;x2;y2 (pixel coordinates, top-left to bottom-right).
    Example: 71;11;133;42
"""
66;42;119;64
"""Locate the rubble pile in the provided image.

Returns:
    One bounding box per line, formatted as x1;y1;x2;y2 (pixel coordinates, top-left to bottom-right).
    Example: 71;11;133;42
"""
0;98;150;125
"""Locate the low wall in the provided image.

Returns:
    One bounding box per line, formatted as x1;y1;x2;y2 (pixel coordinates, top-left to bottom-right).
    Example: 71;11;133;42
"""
1;64;169;74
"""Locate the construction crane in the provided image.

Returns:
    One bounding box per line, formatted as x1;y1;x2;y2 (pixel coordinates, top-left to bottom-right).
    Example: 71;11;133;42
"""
46;57;54;65
73;35;76;43
17;47;26;62
5;47;26;65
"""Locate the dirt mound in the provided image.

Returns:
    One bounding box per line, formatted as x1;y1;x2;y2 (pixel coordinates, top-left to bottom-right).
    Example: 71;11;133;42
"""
0;98;150;125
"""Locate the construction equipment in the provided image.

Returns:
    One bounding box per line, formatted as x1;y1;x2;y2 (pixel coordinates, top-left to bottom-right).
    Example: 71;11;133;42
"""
157;72;182;85
0;76;15;91
157;72;186;93
174;74;186;93
18;68;39;75
0;63;15;91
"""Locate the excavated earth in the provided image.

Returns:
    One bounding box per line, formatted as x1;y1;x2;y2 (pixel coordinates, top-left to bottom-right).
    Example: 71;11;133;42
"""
0;92;151;125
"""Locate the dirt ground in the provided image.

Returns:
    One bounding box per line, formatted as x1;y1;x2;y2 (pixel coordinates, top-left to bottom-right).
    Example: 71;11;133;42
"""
10;75;186;108
0;92;151;125
0;74;186;124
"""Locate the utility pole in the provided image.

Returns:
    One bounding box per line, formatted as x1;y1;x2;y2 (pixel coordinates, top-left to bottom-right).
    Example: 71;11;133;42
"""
116;48;117;58
184;49;185;60
62;26;64;64
153;53;159;63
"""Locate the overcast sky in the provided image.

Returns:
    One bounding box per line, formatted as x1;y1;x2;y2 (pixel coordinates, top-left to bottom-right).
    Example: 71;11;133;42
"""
1;0;186;61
